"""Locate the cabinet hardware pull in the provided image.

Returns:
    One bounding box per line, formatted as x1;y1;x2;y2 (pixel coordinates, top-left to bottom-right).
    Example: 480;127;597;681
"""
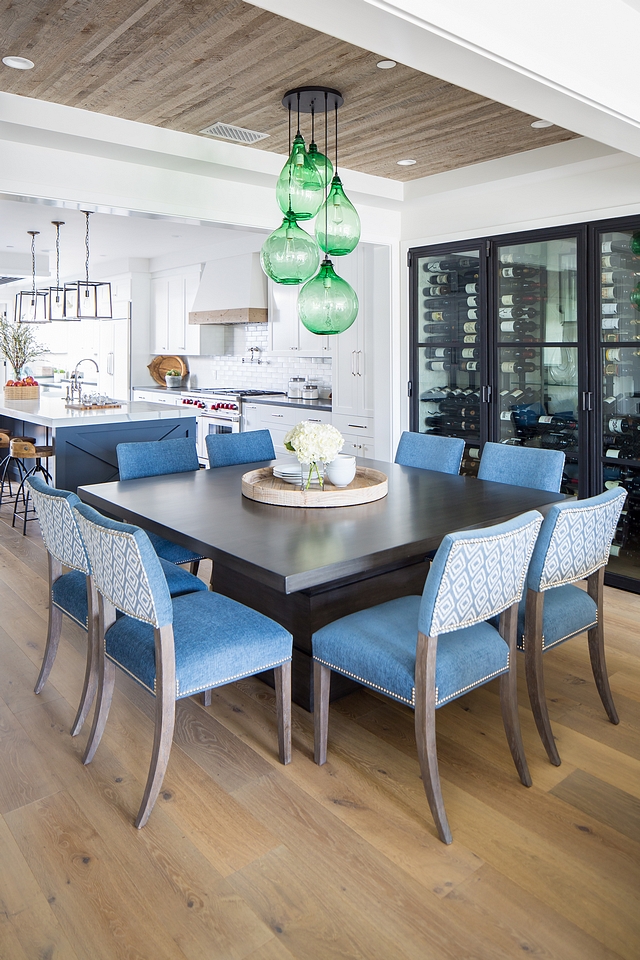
351;350;356;376
582;392;593;411
348;423;367;429
272;414;284;418
308;418;323;422
357;350;363;376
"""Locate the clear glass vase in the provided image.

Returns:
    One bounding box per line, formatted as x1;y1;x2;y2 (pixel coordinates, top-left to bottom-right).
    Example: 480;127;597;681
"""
300;461;325;490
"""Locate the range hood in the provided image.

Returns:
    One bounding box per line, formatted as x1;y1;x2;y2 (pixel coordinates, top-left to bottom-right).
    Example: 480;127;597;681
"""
189;252;268;325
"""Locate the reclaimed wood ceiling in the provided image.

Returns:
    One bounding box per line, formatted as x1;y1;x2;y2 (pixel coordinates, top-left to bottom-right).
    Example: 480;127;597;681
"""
0;0;579;181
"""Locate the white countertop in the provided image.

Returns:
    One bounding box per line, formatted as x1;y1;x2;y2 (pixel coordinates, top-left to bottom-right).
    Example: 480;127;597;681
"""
0;397;198;429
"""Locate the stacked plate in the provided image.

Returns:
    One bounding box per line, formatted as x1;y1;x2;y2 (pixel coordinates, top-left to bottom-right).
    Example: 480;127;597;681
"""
273;462;304;485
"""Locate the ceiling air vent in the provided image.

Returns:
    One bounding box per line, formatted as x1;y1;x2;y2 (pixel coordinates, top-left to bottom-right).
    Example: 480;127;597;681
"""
199;121;270;145
0;276;21;285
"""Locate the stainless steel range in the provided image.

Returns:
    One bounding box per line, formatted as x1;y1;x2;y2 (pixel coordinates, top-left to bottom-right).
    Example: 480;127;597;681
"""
180;388;284;463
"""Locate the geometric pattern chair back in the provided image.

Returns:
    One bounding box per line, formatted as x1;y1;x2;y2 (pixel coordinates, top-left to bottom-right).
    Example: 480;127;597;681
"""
527;488;626;592
206;429;276;468
116;437;199;481
74;502;173;628
419;510;543;636
394;431;465;475
477;442;565;493
26;475;90;574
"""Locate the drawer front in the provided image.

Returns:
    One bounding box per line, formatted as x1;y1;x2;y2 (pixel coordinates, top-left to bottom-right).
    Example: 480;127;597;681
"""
259;406;332;429
341;436;376;459
333;414;374;437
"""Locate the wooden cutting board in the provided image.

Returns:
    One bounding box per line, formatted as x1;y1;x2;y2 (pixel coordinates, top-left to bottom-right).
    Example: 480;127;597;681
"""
147;355;188;386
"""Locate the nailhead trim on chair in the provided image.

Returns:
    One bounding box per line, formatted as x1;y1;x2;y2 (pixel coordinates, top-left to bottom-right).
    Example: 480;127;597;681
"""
519;614;598;652
104;643;291;699
539;559;608;592
315;652;511;709
52;595;89;630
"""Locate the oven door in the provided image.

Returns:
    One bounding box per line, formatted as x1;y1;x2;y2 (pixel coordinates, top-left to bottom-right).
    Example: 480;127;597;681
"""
197;413;241;464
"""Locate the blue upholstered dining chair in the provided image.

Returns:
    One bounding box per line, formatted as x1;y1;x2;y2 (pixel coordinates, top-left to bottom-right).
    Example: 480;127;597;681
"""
519;487;626;766
312;510;543;844
73;501;293;828
394;431;465;475
477;442;565;493
27;475;207;736
116;437;205;572
206;429;275;468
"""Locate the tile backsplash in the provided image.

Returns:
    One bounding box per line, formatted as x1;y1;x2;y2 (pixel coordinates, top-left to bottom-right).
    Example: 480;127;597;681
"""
179;324;332;397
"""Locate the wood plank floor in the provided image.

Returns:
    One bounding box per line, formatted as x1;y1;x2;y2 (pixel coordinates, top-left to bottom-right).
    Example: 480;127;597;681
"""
1;503;639;960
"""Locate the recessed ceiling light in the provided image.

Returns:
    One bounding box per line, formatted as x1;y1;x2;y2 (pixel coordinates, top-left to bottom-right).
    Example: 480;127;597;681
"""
397;158;417;166
2;56;35;70
531;119;553;129
377;59;396;69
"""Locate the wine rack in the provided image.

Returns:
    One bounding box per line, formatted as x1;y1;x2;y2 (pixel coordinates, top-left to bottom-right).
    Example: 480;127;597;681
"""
417;248;484;458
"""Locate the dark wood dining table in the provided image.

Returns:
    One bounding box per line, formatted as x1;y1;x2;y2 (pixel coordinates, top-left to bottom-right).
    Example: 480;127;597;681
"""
78;458;567;710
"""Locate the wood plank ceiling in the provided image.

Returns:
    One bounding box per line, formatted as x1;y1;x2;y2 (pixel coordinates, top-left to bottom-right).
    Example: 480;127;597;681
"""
0;0;579;181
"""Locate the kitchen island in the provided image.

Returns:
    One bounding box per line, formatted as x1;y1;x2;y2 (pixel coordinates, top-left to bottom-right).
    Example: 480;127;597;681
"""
0;396;197;491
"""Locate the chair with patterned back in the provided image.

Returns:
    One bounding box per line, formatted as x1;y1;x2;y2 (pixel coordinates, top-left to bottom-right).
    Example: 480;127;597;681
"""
520;487;626;765
116;437;205;574
73;502;293;828
477;442;565;493
312;509;543;843
395;432;465;475
27;475;208;736
206;430;275;468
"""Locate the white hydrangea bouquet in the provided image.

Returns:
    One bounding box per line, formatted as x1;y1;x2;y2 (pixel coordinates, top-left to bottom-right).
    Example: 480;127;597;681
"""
284;420;344;489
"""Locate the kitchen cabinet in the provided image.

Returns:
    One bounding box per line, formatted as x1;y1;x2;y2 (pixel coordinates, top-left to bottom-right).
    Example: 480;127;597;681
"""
152;268;227;356
267;282;331;357
246;401;332;458
98;318;130;400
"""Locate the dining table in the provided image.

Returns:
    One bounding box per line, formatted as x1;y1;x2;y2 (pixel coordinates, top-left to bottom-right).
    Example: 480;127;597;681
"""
78;457;568;711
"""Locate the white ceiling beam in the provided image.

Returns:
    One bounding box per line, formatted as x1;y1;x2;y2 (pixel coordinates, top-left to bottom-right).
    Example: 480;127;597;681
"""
250;0;640;158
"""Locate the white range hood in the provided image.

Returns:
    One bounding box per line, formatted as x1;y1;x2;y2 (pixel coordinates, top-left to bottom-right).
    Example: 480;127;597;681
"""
189;252;268;325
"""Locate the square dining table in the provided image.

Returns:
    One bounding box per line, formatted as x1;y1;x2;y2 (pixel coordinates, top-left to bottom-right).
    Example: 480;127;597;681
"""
78;457;567;710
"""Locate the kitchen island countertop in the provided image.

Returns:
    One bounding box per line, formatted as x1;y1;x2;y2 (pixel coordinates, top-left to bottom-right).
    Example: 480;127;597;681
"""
0;396;198;429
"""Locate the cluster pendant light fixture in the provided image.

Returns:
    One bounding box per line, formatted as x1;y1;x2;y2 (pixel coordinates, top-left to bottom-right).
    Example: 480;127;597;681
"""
64;211;112;319
261;86;360;335
16;231;49;323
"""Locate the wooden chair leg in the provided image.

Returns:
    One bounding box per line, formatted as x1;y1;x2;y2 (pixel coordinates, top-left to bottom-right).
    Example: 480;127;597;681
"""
499;604;532;787
524;588;561;766
313;661;330;766
136;624;176;829
34;554;63;694
415;632;452;844
71;578;99;736
189;560;200;577
201;689;212;707
274;660;292;765
587;568;619;724
82;597;116;765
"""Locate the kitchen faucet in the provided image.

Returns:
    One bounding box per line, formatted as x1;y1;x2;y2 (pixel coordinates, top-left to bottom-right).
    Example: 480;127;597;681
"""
67;358;99;403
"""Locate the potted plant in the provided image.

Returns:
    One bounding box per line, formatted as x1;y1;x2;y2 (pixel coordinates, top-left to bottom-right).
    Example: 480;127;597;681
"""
0;318;47;397
164;368;184;388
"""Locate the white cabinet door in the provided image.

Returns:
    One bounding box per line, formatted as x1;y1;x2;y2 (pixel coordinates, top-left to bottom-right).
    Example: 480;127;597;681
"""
167;276;187;353
152;278;169;353
242;402;261;432
99;319;130;400
267;281;330;356
331;248;374;422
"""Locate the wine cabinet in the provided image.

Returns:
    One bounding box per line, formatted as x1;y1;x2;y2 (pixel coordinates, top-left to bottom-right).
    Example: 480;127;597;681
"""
409;217;640;593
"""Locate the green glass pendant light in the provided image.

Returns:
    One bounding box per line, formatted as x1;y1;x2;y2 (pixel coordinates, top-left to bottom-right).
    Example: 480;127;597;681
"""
260;210;320;285
316;103;360;256
632;232;640;256
298;258;358;335
307;104;333;187
275;95;324;221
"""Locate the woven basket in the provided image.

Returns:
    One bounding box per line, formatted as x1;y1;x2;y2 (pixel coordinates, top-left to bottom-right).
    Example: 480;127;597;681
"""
4;386;40;399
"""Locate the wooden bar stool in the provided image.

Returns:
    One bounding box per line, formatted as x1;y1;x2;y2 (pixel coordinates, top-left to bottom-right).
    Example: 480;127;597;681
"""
10;438;55;534
0;435;36;508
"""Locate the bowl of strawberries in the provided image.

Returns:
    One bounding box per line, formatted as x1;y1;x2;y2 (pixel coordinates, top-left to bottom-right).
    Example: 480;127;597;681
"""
4;376;40;400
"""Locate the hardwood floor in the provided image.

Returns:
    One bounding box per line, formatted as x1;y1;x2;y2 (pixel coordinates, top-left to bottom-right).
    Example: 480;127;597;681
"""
1;505;639;959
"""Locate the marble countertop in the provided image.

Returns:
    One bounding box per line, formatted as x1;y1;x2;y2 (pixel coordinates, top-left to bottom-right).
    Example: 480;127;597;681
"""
0;397;198;429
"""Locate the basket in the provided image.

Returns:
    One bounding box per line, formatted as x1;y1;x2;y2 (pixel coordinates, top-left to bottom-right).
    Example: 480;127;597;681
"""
4;386;40;400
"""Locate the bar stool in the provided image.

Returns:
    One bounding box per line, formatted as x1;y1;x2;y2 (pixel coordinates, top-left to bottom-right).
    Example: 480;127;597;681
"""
10;438;55;534
0;435;36;508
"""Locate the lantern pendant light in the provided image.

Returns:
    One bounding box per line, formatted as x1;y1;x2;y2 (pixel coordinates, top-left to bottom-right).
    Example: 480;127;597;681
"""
316;103;361;256
16;231;49;323
260;209;321;285
64;211;112;319
48;220;69;320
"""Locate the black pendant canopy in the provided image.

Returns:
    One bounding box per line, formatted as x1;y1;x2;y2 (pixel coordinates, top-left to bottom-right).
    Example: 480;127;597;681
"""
282;86;343;113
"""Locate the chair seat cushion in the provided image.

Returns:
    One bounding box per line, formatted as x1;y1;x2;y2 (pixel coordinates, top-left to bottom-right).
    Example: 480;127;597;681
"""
517;583;597;652
147;530;204;565
103;591;292;698
51;560;207;629
312;595;509;708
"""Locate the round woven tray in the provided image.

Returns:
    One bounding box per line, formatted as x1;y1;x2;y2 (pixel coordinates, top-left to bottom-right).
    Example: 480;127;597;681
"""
147;355;189;386
241;466;388;508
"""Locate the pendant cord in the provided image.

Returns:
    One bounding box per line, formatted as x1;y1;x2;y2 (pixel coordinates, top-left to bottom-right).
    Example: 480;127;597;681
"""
84;211;91;287
288;102;291;151
296;92;300;137
324;92;329;252
30;232;37;301
311;103;315;144
56;224;60;290
334;103;339;172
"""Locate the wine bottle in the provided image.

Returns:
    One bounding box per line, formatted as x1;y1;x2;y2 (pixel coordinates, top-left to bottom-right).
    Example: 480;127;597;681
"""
504;347;536;360
423;309;458;321
501;361;537;373
500;319;537;334
602;302;635;316
426;273;454;285
467;309;478;320
500;410;513;421
461;348;480;359
602;254;638;269
500;265;539;279
608;417;640;434
602;284;634;300
424;259;462;272
460;406;479;418
459;360;480;371
602;271;636;284
426;285;452;297
463;335;478;344
467;296;478;307
465;283;479;294
500;293;539;306
538;415;578;430
602;238;638;255
499;306;537;320
460;421;480;432
422;322;455;336
500;280;540;292
425;361;451;371
605;348;640;361
464;321;479;334
461;270;480;282
604;362;635;376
